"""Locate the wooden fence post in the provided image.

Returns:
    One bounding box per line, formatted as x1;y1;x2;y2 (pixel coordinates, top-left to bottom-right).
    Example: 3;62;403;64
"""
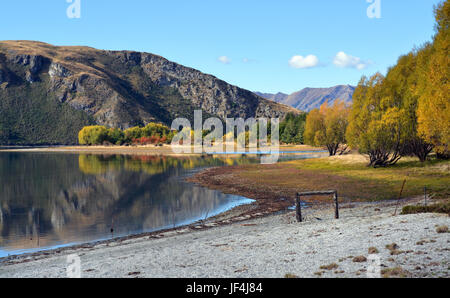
334;191;339;219
296;193;302;222
295;190;339;222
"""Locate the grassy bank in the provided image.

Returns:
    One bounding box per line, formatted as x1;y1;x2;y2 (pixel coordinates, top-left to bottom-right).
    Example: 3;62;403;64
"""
191;154;449;204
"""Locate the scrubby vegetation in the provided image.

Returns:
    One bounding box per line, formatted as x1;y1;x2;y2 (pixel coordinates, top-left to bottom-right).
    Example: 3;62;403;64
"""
78;123;176;146
401;201;450;216
0;76;95;145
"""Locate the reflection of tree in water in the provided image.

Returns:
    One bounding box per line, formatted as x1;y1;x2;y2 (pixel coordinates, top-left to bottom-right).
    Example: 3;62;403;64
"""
0;153;257;252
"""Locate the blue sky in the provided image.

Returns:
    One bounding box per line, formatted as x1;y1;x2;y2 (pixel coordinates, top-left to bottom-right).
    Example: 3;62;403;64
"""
0;0;442;94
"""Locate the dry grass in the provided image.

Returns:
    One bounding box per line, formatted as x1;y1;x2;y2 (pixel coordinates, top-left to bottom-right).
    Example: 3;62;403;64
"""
385;243;399;251
436;225;448;233
401;200;450;216
381;267;410;278
390;250;405;256
314;271;323;276
368;247;379;254
385;243;404;255
320;263;339;270
352;256;367;263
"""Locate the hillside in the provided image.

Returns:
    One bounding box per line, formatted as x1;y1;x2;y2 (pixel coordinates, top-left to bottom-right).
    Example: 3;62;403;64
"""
255;85;355;112
0;41;298;145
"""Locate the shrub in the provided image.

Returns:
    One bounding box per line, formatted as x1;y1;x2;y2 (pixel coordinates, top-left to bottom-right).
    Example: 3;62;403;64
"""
78;126;108;145
107;128;125;145
79;122;174;146
401;201;450;216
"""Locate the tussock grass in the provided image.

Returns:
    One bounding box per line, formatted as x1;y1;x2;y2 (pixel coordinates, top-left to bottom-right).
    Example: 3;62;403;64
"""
436;225;448;233
381;267;410;278
368;247;379;254
386;243;399;251
401;201;450;216
320;263;339;270
352;256;367;263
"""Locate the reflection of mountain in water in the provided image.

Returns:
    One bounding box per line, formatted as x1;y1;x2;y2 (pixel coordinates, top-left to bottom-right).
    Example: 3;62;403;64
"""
0;153;256;255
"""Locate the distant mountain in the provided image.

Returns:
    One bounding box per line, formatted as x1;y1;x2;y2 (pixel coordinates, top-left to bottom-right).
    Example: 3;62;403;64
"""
255;85;355;112
0;41;298;145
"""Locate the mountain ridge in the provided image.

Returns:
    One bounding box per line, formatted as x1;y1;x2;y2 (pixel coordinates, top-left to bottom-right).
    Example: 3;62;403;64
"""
255;85;355;112
0;40;299;145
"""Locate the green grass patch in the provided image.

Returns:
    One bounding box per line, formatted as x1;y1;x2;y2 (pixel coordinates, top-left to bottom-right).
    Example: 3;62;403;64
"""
287;156;450;200
401;201;450;216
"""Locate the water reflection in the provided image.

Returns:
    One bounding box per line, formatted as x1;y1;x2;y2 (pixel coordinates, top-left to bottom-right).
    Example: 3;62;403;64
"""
0;153;257;257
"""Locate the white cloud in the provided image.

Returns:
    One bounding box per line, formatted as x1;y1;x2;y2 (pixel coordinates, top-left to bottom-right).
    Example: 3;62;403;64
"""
218;56;231;64
333;51;368;70
289;55;319;69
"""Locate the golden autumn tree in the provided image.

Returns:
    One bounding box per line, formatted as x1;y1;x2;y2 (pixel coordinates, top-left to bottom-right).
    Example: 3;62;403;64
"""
346;74;407;167
304;100;350;156
383;50;434;162
416;0;450;157
78;126;108;145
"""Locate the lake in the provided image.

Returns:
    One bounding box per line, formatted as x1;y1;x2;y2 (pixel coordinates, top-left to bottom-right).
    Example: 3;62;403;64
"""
0;151;323;257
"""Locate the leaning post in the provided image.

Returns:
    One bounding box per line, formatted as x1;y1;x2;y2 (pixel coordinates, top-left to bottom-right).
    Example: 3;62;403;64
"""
296;193;302;222
333;191;339;219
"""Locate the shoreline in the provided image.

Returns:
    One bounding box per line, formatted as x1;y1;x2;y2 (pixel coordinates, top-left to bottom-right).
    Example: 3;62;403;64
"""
1;196;448;278
0;144;325;156
0;144;326;261
1;150;448;277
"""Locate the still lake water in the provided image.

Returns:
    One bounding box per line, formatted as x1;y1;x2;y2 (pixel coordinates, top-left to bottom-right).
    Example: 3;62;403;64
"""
0;151;323;257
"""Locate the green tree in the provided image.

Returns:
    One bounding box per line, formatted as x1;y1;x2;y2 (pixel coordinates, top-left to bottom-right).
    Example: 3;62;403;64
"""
280;113;306;144
124;126;143;142
107;128;125;145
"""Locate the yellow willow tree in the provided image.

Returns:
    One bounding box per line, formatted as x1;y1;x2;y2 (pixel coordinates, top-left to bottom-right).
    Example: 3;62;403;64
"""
78;125;108;145
383;50;434;162
346;74;408;167
416;0;449;157
304;100;350;156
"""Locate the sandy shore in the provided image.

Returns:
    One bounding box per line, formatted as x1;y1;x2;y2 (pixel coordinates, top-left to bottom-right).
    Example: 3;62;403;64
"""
0;144;323;156
1;198;448;278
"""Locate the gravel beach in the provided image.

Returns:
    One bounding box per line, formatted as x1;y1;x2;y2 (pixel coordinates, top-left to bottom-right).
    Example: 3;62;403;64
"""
1;198;448;278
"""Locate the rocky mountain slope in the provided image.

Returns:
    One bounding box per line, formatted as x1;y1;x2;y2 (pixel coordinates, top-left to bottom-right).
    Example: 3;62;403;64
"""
255;85;355;112
0;41;298;145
